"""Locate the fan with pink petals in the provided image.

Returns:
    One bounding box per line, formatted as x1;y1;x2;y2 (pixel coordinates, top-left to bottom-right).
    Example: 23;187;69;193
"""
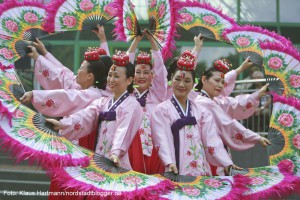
223;25;293;66
0;0;51;65
44;0;116;33
177;0;236;43
113;0;181;60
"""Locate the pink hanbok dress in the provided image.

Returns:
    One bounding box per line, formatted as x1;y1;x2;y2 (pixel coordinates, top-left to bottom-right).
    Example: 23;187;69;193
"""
32;42;111;150
34;42;110;90
151;95;233;176
128;50;168;174
194;90;261;175
59;91;143;169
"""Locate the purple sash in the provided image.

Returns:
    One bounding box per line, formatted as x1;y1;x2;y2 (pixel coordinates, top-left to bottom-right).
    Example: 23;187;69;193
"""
170;96;197;170
95;92;129;150
134;90;149;107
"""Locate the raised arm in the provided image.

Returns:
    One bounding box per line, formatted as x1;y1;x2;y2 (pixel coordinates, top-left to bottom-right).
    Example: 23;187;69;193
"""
92;24;110;57
28;45;79;90
191;33;204;59
220;57;255;97
145;31;168;102
217;84;269;120
33;38;66;69
127;34;144;63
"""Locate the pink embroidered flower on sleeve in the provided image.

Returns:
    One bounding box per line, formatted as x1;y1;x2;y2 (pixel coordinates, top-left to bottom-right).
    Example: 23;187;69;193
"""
42;99;56;108
74;122;82;131
232;132;244;142
42;69;50;78
208;146;215;155
243;102;253;112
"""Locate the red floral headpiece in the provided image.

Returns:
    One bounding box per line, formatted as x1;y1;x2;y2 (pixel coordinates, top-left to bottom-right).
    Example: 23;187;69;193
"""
177;50;196;71
213;58;231;73
84;47;106;61
136;51;151;65
96;47;107;56
112;50;130;67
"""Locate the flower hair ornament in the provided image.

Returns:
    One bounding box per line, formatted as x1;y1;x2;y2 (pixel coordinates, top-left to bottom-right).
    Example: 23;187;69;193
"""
136;51;151;69
213;58;232;78
84;47;107;61
177;50;196;77
111;50;130;70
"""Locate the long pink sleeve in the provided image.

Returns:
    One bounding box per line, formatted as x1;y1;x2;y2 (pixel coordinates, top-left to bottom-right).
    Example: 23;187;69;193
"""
100;42;110;57
34;55;80;90
194;96;261;151
32;87;111;117
220;70;237;97
149;50;168;102
197;108;233;168
215;91;260;120
59;98;107;140
44;52;65;69
150;104;173;166
110;100;143;158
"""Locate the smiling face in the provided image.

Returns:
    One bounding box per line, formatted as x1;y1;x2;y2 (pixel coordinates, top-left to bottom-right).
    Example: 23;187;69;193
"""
107;66;132;95
134;64;153;93
202;71;225;98
172;70;194;100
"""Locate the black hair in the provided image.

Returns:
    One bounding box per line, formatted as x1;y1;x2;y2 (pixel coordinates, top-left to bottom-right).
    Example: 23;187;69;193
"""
195;66;219;91
86;55;112;90
167;57;196;83
125;62;135;93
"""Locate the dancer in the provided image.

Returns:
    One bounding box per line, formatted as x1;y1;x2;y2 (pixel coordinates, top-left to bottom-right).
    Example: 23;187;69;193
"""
194;59;271;175
47;51;143;168
20;47;112;117
151;51;234;176
33;25;110;90
125;30;168;174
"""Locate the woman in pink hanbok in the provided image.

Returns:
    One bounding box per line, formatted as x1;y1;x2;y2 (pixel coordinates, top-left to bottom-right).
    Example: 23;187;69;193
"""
194;59;271;175
124;31;168;174
21;26;112;150
20;47;112;117
151;51;234;176
33;25;111;90
47;51;143;168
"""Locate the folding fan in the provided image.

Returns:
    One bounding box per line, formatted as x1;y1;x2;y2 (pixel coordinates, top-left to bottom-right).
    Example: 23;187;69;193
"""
113;0;180;60
155;173;249;200
0;0;50;65
145;0;180;60
222;25;293;66
177;0;236;43
267;92;300;166
260;41;300;98
44;0;116;33
0;69;90;169
231;164;299;199
112;0;141;42
51;152;174;199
